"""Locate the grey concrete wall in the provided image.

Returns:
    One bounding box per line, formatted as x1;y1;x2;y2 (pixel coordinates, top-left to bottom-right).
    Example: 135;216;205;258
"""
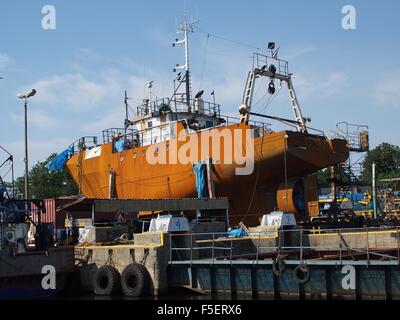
83;226;129;243
76;232;170;296
305;230;400;251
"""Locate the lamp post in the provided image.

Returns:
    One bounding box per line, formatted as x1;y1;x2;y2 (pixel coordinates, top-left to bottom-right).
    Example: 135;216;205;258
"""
17;89;36;199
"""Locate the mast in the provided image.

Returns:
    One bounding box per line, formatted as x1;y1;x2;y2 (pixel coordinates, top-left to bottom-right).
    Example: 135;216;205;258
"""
172;16;198;113
124;90;129;133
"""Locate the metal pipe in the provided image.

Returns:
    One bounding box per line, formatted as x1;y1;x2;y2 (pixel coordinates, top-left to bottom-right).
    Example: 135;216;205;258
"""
190;233;193;263
0;146;15;194
366;227;370;265
256;232;261;263
24;99;29;199
397;227;399;265
372;162;377;220
339;229;342;264
91;203;95;227
300;228;303;263
212;233;215;260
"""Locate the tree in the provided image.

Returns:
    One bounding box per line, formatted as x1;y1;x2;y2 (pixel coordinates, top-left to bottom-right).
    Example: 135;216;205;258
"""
362;143;400;186
316;168;330;188
16;153;78;199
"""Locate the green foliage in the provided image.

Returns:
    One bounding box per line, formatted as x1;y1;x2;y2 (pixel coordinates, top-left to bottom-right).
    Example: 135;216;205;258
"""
316;168;330;188
362;143;400;186
16;153;78;199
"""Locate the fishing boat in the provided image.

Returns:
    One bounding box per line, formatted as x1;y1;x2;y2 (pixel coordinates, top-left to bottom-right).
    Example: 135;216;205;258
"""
64;19;349;226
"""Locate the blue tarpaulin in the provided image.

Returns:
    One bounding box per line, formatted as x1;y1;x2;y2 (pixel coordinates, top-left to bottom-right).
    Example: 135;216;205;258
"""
114;139;126;152
47;146;74;172
228;227;247;238
193;161;208;198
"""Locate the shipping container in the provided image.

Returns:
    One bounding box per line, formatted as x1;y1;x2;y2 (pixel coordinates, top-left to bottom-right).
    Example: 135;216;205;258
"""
31;197;138;229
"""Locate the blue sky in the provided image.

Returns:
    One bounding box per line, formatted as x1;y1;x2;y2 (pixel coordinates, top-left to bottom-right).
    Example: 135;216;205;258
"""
0;0;399;179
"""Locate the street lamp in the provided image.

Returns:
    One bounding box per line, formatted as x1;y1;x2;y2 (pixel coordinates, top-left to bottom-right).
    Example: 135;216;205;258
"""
17;89;36;199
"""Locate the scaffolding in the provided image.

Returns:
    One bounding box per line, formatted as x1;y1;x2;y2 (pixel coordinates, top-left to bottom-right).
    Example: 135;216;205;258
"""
379;178;400;220
321;122;370;223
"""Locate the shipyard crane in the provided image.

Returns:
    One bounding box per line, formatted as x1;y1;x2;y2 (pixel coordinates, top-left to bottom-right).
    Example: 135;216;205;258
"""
239;44;309;133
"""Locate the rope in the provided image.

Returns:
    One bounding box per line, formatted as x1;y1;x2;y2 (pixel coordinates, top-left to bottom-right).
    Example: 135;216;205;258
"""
198;27;261;51
253;82;283;115
199;33;210;91
242;131;266;224
239;85;284;223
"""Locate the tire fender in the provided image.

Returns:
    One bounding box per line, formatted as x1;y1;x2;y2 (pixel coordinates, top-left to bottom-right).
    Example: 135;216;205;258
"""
293;264;311;284
93;265;121;296
272;257;286;276
121;263;151;297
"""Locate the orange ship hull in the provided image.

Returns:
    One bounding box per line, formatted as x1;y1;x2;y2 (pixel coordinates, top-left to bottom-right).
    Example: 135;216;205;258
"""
66;123;348;226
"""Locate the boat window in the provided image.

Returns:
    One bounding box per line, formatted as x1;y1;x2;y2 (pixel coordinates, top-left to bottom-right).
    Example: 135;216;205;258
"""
147;121;153;128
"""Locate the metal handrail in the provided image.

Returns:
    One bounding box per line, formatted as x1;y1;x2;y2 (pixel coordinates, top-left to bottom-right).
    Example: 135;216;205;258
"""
69;136;98;154
136;97;221;118
168;227;400;264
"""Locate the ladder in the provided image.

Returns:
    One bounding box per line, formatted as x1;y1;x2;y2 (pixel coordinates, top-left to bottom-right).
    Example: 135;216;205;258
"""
287;78;307;133
240;70;256;123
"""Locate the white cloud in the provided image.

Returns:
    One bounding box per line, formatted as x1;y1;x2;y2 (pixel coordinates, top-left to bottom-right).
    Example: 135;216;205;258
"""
24;73;121;109
74;48;102;61
83;111;124;133
285;46;316;60
294;72;347;99
0;53;11;69
374;80;400;108
9;110;60;129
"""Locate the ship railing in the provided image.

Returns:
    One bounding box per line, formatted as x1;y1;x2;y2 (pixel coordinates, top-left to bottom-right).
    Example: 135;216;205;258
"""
102;123;173;151
69;136;99;155
220;115;272;137
253;52;289;76
305;126;326;137
136;97;221;118
169;226;400;265
102;128;135;144
173;99;221;118
136;97;171;117
334;122;369;152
